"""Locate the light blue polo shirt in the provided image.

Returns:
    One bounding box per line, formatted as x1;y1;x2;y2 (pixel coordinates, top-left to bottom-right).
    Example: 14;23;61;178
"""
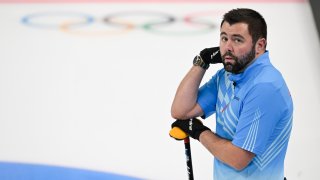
197;51;293;180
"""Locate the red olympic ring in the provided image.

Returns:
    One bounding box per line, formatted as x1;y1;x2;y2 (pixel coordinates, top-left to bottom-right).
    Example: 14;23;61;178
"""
21;10;225;36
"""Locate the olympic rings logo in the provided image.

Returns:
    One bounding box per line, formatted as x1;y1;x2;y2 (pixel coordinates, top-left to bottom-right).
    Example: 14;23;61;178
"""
21;10;224;36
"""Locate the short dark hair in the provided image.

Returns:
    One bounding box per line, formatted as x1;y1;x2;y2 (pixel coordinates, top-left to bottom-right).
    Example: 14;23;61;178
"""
221;8;267;46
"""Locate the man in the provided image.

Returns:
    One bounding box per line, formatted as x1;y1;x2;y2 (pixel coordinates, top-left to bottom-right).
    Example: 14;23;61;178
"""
170;8;293;180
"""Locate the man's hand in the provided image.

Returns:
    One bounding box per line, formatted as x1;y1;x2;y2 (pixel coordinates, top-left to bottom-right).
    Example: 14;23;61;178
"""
170;118;211;140
200;47;222;65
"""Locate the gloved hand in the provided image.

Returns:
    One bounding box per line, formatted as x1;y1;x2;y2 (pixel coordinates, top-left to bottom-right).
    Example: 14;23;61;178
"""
170;118;211;141
200;47;222;65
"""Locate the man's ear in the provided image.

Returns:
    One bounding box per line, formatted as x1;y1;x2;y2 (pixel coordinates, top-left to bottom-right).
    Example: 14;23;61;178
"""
255;38;267;54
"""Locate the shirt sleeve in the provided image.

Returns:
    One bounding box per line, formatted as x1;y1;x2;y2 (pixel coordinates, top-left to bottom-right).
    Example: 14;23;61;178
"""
197;72;220;119
232;83;285;156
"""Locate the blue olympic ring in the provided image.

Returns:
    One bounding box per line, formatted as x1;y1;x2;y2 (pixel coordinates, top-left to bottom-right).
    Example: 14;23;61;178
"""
21;11;94;29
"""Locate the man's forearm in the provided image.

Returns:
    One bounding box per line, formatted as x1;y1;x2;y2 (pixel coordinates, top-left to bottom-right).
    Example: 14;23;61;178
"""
171;66;206;119
199;130;255;171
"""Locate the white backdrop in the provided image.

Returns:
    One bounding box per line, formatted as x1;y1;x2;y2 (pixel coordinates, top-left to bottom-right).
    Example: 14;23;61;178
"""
0;1;319;180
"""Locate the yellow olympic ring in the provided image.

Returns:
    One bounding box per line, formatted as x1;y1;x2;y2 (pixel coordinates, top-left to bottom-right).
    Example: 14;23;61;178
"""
60;19;134;36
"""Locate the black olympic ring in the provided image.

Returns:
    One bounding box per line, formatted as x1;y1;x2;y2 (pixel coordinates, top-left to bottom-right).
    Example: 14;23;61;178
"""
21;10;223;36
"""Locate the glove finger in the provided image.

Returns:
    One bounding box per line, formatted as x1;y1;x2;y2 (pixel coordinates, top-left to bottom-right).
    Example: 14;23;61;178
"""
192;117;203;124
200;48;212;59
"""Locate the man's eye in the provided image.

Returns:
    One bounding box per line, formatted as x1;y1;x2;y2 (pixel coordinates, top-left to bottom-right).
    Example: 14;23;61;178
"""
221;37;228;42
234;38;243;43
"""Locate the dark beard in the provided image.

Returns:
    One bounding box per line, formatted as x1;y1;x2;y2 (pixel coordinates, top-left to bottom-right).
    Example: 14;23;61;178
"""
222;47;256;74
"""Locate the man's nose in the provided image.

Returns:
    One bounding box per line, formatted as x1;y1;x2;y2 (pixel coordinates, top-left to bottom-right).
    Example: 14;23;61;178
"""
224;40;233;52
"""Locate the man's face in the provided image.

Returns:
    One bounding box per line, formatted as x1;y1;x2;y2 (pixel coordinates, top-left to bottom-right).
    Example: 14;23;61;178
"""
219;22;257;74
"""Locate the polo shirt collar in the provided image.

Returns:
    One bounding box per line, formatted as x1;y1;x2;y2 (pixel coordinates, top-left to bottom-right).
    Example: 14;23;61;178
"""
228;51;270;86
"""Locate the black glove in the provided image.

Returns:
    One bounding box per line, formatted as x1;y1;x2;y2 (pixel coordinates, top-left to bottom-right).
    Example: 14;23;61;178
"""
200;47;222;65
171;118;211;140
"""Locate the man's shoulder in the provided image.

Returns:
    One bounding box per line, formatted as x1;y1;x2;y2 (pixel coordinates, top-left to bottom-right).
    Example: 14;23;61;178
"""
253;65;285;87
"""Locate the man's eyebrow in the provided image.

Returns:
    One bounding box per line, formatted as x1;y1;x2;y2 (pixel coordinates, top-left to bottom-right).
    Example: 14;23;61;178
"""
220;32;245;39
232;34;245;39
220;32;227;36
